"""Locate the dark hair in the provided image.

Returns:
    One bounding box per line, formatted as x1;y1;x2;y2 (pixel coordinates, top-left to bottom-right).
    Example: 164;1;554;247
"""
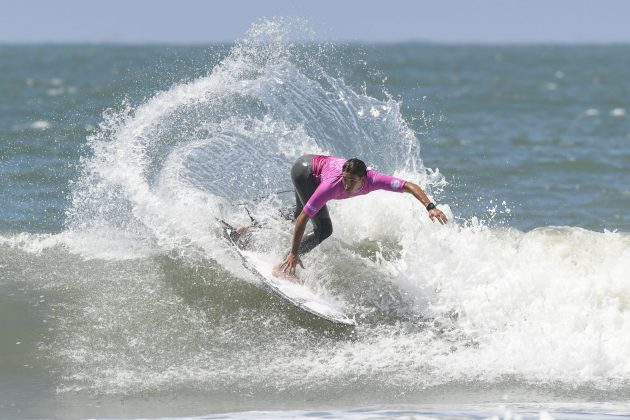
342;158;367;177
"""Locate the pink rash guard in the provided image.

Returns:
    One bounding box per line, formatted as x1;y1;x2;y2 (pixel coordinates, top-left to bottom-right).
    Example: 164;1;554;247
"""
303;155;407;218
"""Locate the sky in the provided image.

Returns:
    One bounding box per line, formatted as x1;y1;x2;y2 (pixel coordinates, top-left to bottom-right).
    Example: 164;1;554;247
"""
2;0;630;44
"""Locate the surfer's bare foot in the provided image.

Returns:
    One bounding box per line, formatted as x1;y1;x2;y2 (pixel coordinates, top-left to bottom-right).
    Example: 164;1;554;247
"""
272;261;299;283
235;225;250;236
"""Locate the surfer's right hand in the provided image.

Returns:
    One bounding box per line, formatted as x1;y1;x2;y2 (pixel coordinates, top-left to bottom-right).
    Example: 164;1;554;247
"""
280;252;304;276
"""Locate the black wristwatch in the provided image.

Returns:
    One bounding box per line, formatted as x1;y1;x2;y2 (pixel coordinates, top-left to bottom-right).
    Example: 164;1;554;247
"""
426;202;436;211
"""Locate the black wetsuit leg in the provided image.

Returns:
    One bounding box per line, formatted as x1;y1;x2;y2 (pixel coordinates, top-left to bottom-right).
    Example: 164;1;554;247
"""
291;155;333;254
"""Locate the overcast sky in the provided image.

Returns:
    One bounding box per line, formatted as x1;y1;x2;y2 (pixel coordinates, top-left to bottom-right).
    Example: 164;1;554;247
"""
2;0;630;44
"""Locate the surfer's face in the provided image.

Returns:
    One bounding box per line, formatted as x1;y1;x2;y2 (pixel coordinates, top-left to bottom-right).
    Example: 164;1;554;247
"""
342;172;365;195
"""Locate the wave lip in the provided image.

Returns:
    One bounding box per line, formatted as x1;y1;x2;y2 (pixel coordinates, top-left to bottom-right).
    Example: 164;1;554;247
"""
64;18;429;267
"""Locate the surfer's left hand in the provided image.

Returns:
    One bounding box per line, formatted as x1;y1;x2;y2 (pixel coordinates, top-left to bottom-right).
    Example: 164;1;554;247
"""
429;208;448;224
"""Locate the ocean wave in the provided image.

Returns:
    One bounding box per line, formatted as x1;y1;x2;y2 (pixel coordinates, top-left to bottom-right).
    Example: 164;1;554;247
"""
2;18;629;398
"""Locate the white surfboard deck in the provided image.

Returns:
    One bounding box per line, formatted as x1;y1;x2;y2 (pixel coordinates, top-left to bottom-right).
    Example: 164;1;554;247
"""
226;232;356;326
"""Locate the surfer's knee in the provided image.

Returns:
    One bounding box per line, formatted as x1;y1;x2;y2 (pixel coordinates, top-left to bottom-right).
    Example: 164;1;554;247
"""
317;219;333;241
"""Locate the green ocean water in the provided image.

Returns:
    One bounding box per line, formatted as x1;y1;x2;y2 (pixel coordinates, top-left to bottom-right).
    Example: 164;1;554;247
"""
1;20;630;419
2;44;629;233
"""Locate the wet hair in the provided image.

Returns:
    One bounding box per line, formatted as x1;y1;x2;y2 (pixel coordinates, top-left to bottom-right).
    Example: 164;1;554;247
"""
342;158;367;177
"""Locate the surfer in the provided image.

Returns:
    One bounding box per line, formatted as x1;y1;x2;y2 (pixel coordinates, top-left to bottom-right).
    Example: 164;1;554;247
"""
274;155;448;278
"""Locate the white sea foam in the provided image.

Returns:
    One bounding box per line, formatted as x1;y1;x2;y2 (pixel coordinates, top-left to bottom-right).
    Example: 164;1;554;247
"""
611;108;626;117
334;192;630;376
30;120;50;130
0;230;157;260
47;86;78;96
47;88;64;96
0;232;61;254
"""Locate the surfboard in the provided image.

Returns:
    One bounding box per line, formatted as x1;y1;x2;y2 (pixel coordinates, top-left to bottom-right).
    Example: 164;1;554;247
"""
223;226;356;326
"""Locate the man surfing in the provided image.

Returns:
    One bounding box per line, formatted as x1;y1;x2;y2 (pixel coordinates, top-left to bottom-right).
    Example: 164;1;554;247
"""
274;155;448;278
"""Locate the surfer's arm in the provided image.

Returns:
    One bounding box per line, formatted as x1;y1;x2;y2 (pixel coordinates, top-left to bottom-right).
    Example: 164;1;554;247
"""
280;210;309;275
402;182;448;224
290;210;309;255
